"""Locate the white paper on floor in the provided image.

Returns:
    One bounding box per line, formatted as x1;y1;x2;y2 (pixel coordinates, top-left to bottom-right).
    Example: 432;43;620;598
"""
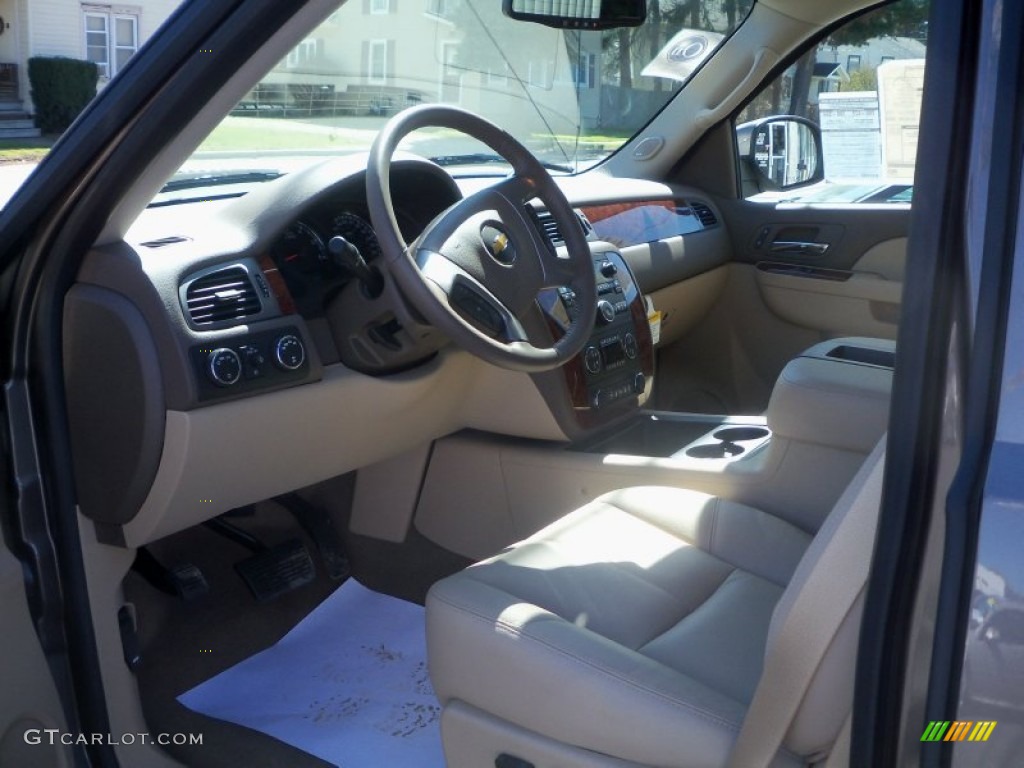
178;580;444;768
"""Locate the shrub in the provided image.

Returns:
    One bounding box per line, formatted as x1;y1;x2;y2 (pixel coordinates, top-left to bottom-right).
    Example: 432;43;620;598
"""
28;57;98;134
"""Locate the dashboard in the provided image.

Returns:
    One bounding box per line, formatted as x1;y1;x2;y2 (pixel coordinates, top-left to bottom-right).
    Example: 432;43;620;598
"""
63;152;730;548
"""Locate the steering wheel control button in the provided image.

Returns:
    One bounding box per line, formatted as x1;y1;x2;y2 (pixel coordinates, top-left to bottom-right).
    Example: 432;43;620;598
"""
623;333;638;360
274;334;306;371
597;300;616;325
451;282;505;336
584;345;602;374
207;348;242;387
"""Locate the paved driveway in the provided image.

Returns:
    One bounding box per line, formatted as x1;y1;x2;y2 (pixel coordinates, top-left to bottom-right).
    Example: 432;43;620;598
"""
0;163;39;209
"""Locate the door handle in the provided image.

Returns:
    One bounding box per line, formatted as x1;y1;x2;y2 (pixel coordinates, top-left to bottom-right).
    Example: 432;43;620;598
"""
769;241;830;256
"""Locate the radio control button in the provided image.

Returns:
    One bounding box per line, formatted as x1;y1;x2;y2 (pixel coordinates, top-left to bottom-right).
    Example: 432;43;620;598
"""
596;300;616;324
623;333;638;359
584;345;602;374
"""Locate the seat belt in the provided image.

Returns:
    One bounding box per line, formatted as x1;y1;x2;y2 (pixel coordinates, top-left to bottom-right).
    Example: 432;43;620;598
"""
727;442;886;768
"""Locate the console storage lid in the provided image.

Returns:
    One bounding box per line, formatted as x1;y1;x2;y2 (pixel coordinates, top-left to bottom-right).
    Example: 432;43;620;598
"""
767;337;895;453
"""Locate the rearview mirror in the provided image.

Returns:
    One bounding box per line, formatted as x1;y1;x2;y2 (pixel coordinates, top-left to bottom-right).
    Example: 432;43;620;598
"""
736;116;824;191
502;0;646;30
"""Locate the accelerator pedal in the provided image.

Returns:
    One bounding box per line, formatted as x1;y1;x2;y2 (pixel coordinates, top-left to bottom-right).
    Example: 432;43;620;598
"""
273;493;350;581
234;538;315;603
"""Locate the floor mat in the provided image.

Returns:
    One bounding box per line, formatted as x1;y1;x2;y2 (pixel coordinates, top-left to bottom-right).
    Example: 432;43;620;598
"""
178;580;444;768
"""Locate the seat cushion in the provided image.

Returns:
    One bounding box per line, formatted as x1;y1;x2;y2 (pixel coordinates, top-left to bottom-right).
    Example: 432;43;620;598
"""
426;487;812;768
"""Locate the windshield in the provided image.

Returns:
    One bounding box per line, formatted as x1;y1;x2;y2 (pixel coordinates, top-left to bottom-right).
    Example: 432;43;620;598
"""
172;0;753;189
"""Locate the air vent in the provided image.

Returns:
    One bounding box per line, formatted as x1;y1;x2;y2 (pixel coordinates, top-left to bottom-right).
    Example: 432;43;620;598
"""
690;201;718;228
533;209;591;247
140;235;189;248
184;266;261;326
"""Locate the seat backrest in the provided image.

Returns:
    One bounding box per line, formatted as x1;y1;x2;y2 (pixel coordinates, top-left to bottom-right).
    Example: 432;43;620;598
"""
729;439;887;767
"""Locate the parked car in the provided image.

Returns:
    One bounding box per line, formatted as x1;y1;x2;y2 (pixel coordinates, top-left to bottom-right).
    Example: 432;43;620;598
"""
0;0;1017;767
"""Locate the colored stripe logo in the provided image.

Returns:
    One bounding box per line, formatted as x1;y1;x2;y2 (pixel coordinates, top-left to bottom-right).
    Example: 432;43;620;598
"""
921;721;997;742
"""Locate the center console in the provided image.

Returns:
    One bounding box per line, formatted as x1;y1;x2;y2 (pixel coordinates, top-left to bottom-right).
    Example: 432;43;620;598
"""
767;336;894;453
535;248;654;432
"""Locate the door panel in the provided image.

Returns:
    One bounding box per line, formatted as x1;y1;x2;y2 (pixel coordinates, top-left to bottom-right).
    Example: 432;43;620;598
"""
651;202;908;412
725;202;908;340
0;544;71;767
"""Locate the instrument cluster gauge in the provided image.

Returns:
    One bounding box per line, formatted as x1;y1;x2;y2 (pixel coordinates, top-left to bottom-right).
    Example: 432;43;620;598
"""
273;221;327;275
270;221;339;317
332;212;382;263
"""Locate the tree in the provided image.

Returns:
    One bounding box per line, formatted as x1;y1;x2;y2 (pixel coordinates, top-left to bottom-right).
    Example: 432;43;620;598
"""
846;68;878;91
827;0;929;47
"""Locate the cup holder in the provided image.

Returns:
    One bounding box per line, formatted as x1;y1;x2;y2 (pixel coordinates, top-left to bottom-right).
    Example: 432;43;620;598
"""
679;424;771;461
686;442;745;459
712;426;770;442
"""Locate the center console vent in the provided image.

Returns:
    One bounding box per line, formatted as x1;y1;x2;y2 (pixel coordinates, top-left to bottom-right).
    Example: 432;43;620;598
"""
181;263;266;329
533;209;592;247
689;201;718;228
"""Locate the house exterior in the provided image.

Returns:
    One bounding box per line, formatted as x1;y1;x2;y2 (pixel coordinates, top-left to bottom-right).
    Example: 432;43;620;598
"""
247;2;605;138
819;35;926;77
0;0;179;132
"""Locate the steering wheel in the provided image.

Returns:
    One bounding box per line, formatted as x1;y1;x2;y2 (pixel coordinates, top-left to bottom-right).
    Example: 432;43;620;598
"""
365;105;596;372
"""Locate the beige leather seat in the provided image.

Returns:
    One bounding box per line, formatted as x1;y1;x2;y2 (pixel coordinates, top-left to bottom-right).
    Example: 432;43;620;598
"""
426;447;883;768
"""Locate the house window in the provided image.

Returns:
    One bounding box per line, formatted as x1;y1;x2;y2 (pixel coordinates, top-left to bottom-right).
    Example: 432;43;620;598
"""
370;0;390;14
367;40;389;84
287;39;319;68
847;54;862;72
527;61;551;88
572;53;597;89
427;0;456;18
441;42;459;77
487;63;509;87
84;10;139;79
880;55;895;63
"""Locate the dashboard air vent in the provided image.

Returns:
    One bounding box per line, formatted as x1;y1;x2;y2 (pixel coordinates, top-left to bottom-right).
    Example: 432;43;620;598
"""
690;201;718;228
184;266;261;325
533;209;591;247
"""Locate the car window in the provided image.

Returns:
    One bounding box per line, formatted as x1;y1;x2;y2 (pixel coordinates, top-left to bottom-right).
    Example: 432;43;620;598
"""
736;0;929;203
0;0;187;209
161;0;754;200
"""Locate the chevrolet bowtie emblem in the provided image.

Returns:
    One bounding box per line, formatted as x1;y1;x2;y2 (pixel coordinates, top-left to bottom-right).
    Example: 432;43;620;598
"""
492;232;509;255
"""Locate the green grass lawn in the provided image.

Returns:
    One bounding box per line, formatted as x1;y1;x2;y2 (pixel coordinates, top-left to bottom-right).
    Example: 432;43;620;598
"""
197;117;378;152
0;136;55;163
0;120;630;163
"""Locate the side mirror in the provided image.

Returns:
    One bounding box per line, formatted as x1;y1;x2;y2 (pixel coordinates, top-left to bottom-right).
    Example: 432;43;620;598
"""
502;0;646;30
736;116;824;191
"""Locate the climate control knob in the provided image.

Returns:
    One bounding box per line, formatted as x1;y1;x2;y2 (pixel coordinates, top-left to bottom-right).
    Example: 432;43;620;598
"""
273;334;306;371
596;300;616;325
633;372;646;394
583;345;602;374
207;348;242;387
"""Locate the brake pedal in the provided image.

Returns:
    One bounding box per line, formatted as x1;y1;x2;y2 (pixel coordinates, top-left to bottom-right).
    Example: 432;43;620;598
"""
234;538;315;602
